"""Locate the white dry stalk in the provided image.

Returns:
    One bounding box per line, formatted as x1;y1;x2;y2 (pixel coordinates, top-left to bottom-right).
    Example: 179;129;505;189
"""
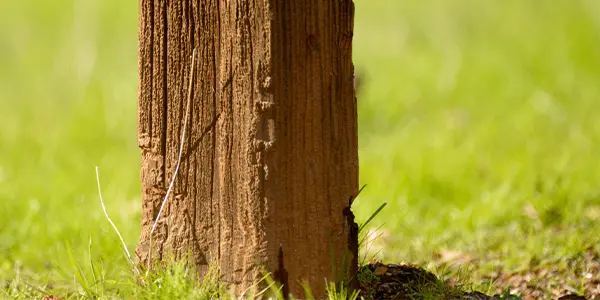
95;166;140;275
151;48;197;235
95;49;197;280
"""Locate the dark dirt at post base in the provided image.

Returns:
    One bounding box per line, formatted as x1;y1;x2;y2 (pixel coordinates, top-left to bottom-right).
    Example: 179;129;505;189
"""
358;262;592;300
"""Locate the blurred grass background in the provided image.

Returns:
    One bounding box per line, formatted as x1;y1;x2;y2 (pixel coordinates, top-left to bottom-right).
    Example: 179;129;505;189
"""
0;0;140;293
353;0;600;271
1;0;600;297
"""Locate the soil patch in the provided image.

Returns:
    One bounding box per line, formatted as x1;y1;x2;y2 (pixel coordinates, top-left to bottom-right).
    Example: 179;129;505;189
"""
358;262;593;299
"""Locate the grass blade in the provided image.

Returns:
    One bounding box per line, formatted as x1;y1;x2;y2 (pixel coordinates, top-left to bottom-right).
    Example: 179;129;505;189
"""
358;202;387;233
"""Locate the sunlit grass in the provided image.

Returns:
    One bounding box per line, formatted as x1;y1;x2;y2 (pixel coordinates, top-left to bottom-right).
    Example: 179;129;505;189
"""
1;0;599;298
353;0;600;270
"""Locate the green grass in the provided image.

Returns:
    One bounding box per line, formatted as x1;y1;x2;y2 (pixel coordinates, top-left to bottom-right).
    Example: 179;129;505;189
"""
1;0;600;298
352;0;600;296
354;0;600;263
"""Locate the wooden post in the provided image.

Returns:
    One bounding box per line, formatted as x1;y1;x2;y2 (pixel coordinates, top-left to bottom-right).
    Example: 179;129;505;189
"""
135;0;358;297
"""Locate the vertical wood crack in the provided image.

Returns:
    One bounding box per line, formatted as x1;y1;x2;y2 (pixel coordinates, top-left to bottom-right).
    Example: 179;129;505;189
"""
274;246;289;299
161;0;168;187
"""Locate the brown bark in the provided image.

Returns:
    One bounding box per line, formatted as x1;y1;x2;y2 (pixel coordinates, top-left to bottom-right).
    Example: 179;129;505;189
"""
136;0;357;297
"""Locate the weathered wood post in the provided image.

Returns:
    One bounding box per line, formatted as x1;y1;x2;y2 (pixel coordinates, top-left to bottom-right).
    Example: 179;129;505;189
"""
135;0;358;297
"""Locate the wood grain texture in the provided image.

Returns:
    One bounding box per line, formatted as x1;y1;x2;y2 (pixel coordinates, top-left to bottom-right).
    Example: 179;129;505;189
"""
136;0;357;296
